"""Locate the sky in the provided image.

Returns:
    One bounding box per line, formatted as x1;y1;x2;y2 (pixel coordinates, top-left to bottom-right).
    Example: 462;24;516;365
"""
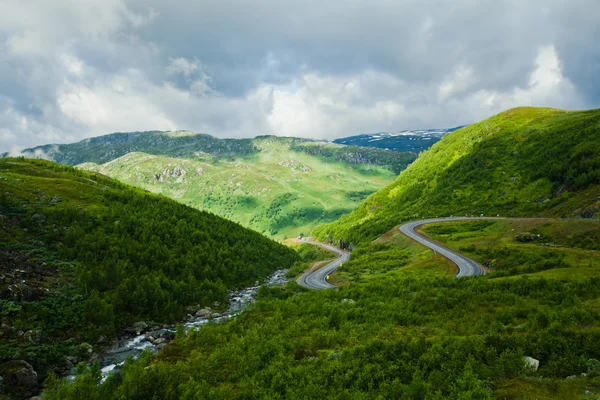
1;0;599;153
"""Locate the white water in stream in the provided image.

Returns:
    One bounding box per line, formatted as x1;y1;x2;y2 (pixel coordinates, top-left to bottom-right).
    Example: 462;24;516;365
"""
68;270;289;383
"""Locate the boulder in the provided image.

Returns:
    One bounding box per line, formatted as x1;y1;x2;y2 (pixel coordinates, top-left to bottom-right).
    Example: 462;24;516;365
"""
30;214;46;226
51;196;62;204
153;338;167;345
132;321;148;335
157;343;168;350
523;356;539;372
146;329;175;341
80;342;93;355
0;360;38;391
65;356;78;370
196;308;212;318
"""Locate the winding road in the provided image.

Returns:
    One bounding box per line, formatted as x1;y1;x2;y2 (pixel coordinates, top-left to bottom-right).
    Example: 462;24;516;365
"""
297;241;351;289
299;217;493;289
399;217;492;277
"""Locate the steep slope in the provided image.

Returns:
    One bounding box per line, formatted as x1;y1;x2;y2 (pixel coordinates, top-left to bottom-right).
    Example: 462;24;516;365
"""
315;107;600;243
0;158;297;394
75;136;405;238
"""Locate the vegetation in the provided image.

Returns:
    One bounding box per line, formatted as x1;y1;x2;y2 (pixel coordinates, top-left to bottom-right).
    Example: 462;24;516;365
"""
43;220;600;399
0;158;297;394
284;243;336;279
315;107;600;244
13;132;415;172
75;136;403;239
420;218;600;279
6;107;600;399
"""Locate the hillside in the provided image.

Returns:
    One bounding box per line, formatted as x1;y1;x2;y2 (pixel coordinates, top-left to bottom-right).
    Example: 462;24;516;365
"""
333;126;465;153
315;107;600;243
9;133;415;239
0;158;297;397
73;136;407;238
12;132;415;174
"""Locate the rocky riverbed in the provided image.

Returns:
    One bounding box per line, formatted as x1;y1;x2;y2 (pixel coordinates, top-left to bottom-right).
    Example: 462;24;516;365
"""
88;269;289;383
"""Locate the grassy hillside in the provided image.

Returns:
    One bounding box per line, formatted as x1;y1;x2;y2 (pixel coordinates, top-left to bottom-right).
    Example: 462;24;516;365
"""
76;136;401;238
315;107;600;243
0;158;297;396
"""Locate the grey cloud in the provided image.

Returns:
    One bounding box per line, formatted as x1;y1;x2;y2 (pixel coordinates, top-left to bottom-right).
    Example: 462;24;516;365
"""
0;0;599;152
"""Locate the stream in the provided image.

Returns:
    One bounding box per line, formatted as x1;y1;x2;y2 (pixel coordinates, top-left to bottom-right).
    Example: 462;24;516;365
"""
69;269;289;383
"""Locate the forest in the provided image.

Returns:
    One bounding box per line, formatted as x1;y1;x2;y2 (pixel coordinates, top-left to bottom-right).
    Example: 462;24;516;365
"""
43;268;600;399
0;158;297;393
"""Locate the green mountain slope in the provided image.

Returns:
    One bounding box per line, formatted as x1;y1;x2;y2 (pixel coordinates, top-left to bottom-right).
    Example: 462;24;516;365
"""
315;107;600;243
74;136;405;238
13;131;415;174
0;158;297;393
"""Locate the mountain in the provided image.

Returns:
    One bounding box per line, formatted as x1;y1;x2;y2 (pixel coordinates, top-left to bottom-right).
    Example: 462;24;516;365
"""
12;131;415;174
13;133;416;239
333;126;465;152
315;107;600;243
0;158;297;396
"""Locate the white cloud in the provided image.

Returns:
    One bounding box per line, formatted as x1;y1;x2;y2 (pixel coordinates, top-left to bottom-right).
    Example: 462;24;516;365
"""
439;65;476;101
56;72;177;135
166;57;199;76
441;45;583;124
0;1;598;152
61;54;85;76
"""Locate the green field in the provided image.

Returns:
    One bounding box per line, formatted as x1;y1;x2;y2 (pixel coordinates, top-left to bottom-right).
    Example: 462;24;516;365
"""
78;137;398;239
420;218;600;279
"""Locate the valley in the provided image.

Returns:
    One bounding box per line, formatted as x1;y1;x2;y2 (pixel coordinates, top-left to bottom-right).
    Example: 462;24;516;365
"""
3;2;599;399
2;107;600;400
75;137;400;239
13;133;415;239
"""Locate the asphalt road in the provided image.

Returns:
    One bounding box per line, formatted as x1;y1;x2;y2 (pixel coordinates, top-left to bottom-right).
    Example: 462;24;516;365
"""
398;217;493;277
297;241;351;289
299;217;492;288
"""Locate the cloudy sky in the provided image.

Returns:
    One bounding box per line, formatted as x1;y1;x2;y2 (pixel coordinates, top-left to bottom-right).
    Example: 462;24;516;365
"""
1;0;599;152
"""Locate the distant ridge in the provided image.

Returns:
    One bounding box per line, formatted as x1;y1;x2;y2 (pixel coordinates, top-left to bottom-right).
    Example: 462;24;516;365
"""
333;126;466;152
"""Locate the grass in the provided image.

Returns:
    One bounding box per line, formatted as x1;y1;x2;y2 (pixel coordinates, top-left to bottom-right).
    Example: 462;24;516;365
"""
331;226;455;285
494;377;591;400
420;219;600;279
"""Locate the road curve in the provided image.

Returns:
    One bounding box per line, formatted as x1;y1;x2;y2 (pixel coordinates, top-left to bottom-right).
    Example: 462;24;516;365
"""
297;241;351;289
399;217;496;277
